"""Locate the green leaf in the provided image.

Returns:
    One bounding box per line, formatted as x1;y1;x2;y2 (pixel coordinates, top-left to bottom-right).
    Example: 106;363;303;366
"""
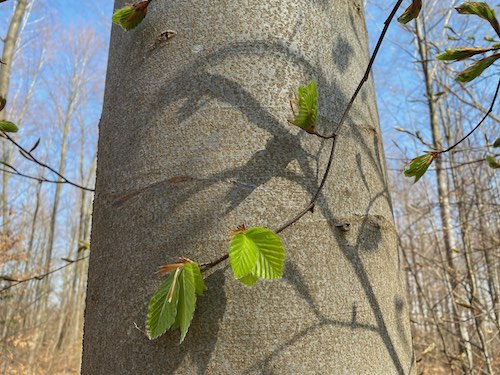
455;53;500;82
112;1;149;31
191;262;206;296
0;121;18;133
456;2;500;37
404;152;436;183
252;228;285;280
486;154;500;168
436;47;492;61
397;0;422;24
147;267;181;339
175;263;197;343
0;96;5;112
289;80;317;133
493;138;500;148
77;240;90;252
229;227;285;285
229;230;258;279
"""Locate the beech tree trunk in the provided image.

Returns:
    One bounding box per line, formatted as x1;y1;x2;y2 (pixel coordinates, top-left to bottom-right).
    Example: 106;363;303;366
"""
82;1;414;373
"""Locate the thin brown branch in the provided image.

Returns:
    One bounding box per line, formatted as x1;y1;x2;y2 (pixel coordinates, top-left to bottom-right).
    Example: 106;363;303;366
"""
0;255;89;293
275;0;405;232
200;254;228;270
200;0;405;271
0;166;71;185
1;131;95;192
438;78;500;155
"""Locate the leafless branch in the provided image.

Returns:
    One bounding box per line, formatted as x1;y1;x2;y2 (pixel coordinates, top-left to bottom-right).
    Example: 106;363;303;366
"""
1;131;95;192
0;256;89;293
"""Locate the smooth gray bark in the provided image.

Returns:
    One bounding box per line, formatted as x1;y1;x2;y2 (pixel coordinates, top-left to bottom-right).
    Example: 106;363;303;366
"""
82;1;414;373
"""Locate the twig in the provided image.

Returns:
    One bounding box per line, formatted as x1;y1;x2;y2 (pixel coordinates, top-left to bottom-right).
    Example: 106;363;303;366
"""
1;131;95;192
438;78;500;155
0;256;89;293
395;127;435;149
200;0;405;271
0;166;73;185
275;0;405;232
200;254;228;270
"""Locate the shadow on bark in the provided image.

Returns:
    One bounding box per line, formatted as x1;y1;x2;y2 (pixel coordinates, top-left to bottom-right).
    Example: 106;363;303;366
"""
109;14;410;373
242;189;410;374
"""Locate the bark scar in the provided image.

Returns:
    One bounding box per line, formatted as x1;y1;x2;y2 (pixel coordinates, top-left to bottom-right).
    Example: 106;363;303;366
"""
113;175;193;207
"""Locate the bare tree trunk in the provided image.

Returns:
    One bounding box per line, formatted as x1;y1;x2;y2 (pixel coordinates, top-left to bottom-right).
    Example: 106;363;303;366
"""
447;132;494;375
0;0;28;236
414;18;473;373
82;1;414;374
27;45;91;374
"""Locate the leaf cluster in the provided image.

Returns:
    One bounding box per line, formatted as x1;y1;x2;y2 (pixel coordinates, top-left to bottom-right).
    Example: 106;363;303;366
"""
404;152;437;183
397;0;422;24
229;226;285;286
486;138;500;168
146;226;284;342
112;1;150;31
288;80;318;134
437;2;500;82
146;261;205;342
0;96;18;133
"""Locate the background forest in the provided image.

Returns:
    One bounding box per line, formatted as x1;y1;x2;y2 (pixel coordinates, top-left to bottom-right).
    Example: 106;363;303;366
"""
0;1;498;374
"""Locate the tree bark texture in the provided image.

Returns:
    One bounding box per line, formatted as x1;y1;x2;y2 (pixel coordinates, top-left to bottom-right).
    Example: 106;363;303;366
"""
82;0;414;373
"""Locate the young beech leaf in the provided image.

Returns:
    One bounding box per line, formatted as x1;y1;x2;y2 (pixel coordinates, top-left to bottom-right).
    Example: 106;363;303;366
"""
0;121;18;133
486;155;500;168
229;229;258;279
397;0;422;24
147;267;181;339
175;263;198;343
229;227;285;285
77;240;90;252
404;152;436;183
455;53;500;82
436;47;493;61
147;262;205;342
493;137;500;148
456;2;500;37
289;80;317;133
192;262;206;296
112;1;150;31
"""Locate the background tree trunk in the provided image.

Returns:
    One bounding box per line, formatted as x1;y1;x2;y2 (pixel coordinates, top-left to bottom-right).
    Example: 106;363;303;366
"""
82;1;414;373
0;0;28;235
